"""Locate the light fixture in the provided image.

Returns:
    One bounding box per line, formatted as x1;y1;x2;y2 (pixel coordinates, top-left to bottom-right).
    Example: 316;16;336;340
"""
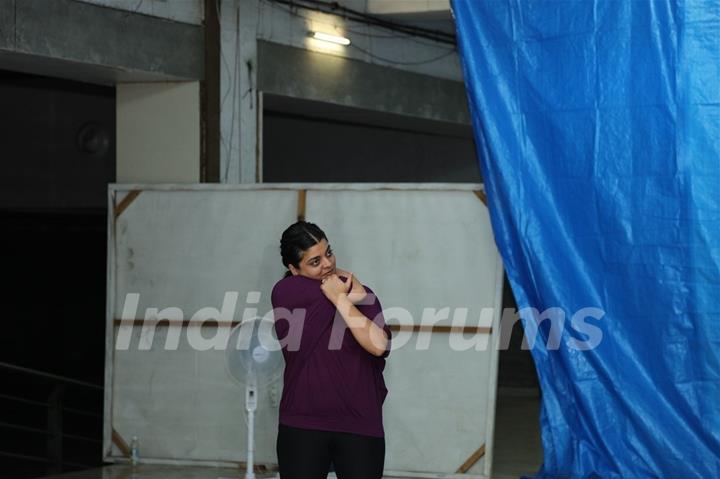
311;31;351;46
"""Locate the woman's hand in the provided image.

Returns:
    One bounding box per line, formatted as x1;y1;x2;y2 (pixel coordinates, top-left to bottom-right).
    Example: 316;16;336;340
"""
335;268;368;304
322;274;389;357
320;273;352;305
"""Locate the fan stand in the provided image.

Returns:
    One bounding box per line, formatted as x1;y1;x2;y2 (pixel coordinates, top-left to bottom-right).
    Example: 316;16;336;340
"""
224;318;284;479
245;377;258;479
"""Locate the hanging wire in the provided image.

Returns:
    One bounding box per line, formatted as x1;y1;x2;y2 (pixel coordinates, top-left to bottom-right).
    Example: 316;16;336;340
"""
262;0;459;67
348;43;457;66
214;0;236;182
264;0;457;46
222;2;242;183
121;0;145;19
342;25;459;50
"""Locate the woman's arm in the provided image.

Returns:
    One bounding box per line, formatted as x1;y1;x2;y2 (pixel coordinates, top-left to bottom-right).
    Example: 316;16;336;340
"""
336;268;368;304
321;274;389;357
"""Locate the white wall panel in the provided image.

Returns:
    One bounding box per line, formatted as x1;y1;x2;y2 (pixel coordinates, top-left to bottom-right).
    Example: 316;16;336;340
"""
305;189;497;322
113;188;295;315
306;188;499;476
106;184;501;478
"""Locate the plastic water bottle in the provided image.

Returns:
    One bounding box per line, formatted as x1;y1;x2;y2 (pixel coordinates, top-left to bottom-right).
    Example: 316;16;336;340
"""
130;436;140;466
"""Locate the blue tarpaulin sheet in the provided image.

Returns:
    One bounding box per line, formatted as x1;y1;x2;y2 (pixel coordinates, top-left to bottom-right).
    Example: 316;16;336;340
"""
452;1;720;477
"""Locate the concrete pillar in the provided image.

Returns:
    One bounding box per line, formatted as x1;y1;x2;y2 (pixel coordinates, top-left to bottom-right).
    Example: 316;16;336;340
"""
116;82;201;183
219;0;258;184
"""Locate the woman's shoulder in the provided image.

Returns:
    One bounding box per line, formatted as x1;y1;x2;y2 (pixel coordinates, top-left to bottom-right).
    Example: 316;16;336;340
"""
271;275;321;307
271;275;313;295
273;274;318;287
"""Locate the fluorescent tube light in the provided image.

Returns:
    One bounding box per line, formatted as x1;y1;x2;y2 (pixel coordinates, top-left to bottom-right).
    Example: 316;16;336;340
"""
311;32;351;46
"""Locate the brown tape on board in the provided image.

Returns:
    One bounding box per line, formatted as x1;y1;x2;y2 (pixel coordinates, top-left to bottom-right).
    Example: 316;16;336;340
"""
114;190;142;219
474;190;488;207
456;443;486;473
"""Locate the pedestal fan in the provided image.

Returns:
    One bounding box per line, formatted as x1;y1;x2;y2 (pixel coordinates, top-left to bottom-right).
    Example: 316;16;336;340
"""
225;316;284;479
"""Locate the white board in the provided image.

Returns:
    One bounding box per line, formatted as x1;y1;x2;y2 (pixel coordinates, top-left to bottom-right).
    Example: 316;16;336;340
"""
105;184;503;478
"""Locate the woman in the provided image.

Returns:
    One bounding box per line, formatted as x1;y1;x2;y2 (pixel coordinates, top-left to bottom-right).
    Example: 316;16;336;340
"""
272;221;391;479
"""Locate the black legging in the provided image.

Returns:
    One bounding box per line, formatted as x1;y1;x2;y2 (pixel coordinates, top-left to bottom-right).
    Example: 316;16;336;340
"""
276;424;385;479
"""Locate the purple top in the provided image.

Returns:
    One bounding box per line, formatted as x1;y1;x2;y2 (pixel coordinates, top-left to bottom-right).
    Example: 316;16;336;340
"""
271;275;391;438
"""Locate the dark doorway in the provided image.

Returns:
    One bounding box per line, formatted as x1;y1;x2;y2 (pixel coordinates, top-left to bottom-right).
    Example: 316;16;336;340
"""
0;70;115;477
262;94;482;183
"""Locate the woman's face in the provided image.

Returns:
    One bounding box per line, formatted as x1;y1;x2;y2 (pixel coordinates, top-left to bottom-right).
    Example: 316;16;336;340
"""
289;238;336;281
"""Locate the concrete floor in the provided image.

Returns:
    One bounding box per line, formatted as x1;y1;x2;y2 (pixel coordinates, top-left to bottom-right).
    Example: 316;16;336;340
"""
39;465;250;479
41;391;542;479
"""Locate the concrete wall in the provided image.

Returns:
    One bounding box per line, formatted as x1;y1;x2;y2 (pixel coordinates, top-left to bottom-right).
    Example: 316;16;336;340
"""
258;41;470;125
77;0;204;25
116;82;200;183
367;0;451;15
0;0;205;183
1;0;471;186
0;0;203;84
252;0;462;81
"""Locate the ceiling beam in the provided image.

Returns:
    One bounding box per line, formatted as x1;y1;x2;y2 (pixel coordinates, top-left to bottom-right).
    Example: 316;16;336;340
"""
366;0;451;16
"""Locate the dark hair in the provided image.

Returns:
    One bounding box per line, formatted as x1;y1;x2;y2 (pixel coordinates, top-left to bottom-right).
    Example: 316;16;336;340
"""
280;221;328;278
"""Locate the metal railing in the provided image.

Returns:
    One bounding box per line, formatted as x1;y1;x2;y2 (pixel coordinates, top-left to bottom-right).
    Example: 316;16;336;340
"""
0;362;104;476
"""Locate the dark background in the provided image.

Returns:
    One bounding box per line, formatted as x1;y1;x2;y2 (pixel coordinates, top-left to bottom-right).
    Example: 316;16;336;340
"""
1;70;114;476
